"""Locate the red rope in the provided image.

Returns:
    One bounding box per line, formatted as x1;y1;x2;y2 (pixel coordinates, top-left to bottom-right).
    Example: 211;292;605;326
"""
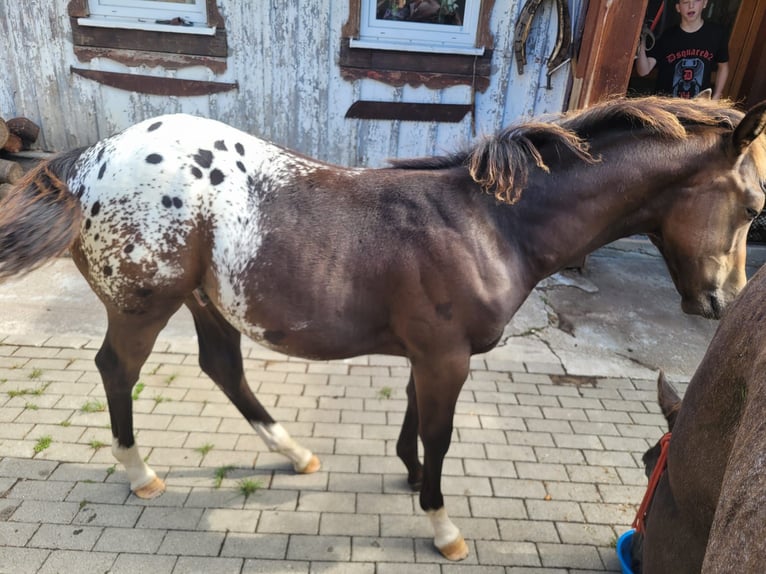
649;2;665;32
632;432;671;534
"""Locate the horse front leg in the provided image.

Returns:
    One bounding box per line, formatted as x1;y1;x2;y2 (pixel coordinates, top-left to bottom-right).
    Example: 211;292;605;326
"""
187;298;319;474
97;312;172;499
396;372;423;490
413;352;470;561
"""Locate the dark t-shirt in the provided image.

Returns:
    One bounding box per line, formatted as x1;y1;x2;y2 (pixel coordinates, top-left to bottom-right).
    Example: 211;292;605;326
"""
647;22;729;98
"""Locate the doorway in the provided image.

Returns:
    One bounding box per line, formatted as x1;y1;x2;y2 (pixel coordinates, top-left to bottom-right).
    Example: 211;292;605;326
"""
626;0;745;99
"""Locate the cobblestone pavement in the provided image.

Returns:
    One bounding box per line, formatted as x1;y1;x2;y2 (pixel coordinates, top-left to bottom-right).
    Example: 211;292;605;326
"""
3;240;759;573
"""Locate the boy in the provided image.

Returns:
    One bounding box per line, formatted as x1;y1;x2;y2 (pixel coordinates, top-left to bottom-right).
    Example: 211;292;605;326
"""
636;0;729;99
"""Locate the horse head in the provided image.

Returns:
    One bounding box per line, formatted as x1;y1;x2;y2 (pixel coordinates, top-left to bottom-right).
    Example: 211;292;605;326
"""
647;100;766;319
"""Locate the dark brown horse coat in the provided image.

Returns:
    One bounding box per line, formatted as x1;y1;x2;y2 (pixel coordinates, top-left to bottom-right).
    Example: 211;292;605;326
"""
1;96;766;560
643;264;766;573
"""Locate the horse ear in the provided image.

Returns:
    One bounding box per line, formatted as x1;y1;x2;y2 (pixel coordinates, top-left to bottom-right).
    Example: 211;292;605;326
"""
696;89;712;100
732;100;766;153
657;370;682;431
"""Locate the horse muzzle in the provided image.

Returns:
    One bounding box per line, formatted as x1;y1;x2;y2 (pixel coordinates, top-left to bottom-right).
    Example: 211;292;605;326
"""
681;292;727;320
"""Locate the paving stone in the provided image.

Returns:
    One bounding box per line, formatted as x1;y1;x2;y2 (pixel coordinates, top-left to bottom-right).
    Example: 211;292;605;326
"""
198;507;260;532
320;512;379;537
0;521;39;546
37;550;116;574
93;526;165;553
173;556;244;573
498;519;559;543
220;532;289;559
6;479;74;501
537;542;604;569
28;523;102;551
73;502;142;527
241;558;309;573
474;540;540;566
0;457;58;479
157;529;226;556
0;547;50;574
286;534;351;562
136;506;204;530
109;553;177;574
10;499;80;524
258;510;320;534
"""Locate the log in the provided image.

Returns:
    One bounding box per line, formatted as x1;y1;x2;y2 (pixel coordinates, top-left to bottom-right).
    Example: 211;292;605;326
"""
0;118;8;149
7;117;40;145
2;133;23;154
0;158;23;184
0;183;13;201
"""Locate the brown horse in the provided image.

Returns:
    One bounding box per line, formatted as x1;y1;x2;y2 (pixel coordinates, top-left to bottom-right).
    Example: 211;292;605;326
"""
638;261;766;573
0;96;765;561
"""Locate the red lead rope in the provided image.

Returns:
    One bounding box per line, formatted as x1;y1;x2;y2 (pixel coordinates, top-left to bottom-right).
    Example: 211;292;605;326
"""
632;432;672;535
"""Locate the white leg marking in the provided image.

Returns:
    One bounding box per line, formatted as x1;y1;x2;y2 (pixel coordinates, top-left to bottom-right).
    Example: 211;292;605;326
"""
112;439;157;491
253;422;314;472
428;507;462;550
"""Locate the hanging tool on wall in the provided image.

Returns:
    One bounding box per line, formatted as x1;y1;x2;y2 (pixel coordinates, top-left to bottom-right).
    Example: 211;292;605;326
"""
514;0;572;89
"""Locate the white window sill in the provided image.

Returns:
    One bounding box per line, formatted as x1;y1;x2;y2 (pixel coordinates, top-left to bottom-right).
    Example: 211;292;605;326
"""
77;16;216;36
349;38;484;56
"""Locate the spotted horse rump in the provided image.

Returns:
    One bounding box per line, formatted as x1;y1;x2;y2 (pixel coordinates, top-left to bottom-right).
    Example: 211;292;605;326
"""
1;96;765;560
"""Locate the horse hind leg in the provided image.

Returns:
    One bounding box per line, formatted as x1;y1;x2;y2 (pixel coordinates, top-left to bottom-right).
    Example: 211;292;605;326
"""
396;372;423;490
186;296;319;474
97;308;179;499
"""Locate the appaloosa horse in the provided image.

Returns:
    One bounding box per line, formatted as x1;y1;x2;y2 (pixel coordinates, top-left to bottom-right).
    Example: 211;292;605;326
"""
1;96;765;560
637;262;766;573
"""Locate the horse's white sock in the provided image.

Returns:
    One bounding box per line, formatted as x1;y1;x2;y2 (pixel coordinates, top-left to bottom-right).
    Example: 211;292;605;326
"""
428;507;462;549
252;422;313;471
112;439;157;490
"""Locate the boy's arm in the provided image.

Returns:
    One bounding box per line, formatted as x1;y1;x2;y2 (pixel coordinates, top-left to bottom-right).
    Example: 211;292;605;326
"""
712;61;729;100
635;36;656;77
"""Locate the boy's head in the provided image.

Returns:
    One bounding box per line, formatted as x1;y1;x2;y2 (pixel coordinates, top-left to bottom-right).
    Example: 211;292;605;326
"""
675;0;707;28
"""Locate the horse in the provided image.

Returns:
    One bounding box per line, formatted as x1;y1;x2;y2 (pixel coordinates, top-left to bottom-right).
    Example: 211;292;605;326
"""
636;262;766;573
0;96;765;561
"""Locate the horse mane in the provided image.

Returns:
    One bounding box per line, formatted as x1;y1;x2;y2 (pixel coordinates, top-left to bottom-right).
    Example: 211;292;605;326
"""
390;96;744;205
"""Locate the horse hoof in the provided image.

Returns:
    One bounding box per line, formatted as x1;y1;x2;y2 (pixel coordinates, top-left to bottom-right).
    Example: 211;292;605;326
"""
298;454;321;474
438;536;469;561
132;476;166;499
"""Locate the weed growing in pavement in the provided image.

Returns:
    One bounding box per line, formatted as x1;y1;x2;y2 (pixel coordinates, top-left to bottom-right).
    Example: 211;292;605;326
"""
377;386;393;399
81;399;106;413
195;443;214;456
213;465;236;488
33;435;52;453
28;368;43;380
131;382;145;400
89;440;108;450
238;478;263;499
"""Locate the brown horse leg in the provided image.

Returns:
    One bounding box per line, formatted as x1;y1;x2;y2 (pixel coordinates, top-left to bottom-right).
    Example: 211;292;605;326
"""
396;372;423;490
413;352;470;561
186;298;319;474
97;310;175;499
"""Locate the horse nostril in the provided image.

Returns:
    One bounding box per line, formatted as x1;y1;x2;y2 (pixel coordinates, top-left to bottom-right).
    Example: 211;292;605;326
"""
709;295;723;319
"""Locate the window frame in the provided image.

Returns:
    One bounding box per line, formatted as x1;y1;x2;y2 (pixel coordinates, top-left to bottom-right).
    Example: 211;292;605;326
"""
340;0;495;92
67;0;231;91
351;0;485;56
83;0;213;35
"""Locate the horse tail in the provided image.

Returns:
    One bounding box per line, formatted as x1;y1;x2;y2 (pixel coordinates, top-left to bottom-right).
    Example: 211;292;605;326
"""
0;148;86;281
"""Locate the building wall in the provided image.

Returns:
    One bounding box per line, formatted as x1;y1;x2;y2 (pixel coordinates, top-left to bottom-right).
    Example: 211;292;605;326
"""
0;0;583;167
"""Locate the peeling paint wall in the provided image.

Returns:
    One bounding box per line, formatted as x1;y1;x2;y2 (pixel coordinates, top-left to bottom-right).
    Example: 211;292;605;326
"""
0;1;582;167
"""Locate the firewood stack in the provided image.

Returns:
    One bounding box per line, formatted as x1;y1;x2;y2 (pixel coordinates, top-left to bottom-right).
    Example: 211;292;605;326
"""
0;116;40;200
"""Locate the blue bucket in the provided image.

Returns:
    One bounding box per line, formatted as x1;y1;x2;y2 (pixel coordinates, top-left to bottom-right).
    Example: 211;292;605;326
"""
616;529;636;574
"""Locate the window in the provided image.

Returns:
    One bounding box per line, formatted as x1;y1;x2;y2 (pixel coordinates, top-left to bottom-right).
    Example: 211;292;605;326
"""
340;0;495;92
351;0;484;55
67;0;232;94
81;0;214;35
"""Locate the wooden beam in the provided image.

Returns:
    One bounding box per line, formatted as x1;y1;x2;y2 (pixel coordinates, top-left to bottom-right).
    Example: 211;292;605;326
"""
71;68;238;96
345;101;473;123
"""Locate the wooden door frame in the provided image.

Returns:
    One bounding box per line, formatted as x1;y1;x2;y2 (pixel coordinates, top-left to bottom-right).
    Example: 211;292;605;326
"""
568;0;649;109
725;0;766;103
